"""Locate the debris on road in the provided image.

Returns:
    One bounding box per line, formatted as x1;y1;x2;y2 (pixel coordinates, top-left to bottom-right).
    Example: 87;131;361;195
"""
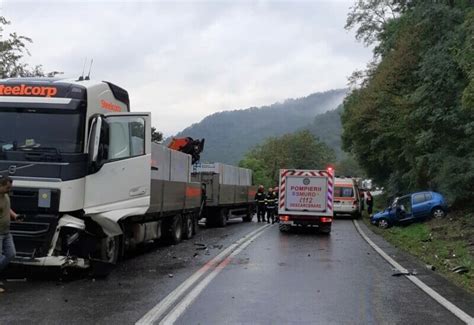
426;264;436;271
168;273;174;278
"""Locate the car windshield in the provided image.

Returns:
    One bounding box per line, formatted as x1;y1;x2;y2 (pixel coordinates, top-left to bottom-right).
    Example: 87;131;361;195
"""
0;110;84;155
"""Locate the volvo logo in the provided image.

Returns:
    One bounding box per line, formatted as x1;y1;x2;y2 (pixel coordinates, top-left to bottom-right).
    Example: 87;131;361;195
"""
8;165;17;175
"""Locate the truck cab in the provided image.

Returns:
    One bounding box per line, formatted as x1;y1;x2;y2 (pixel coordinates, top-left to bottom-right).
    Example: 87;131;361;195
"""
0;78;151;269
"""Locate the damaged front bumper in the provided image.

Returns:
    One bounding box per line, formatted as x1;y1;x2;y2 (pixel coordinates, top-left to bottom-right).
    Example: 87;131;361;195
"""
12;255;89;269
11;214;97;269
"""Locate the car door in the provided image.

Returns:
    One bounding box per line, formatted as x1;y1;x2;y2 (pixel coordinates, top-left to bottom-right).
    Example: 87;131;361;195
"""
411;192;431;220
396;195;413;222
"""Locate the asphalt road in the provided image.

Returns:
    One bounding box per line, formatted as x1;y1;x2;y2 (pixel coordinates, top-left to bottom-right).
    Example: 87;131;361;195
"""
1;218;473;324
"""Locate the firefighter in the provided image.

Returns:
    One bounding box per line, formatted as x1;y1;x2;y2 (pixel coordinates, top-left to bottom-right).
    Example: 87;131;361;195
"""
254;185;266;222
265;187;277;224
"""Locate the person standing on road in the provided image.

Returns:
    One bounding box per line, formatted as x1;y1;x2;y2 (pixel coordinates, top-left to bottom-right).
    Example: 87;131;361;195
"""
0;176;20;293
265;187;277;224
366;191;374;216
254;185;266;222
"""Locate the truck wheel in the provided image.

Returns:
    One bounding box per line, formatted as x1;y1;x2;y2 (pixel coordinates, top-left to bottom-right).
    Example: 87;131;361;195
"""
242;207;253;222
193;214;199;235
183;215;194;239
279;224;291;232
216;209;227;227
100;235;121;264
319;226;331;235
169;215;183;244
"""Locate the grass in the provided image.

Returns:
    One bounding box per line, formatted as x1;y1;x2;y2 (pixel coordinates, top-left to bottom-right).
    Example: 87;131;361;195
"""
363;194;474;294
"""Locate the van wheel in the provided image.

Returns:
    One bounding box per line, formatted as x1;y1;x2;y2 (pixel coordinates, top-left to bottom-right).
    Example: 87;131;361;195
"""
183;215;194;239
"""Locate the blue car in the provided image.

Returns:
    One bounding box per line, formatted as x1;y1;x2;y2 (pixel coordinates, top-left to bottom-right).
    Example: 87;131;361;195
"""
370;191;448;229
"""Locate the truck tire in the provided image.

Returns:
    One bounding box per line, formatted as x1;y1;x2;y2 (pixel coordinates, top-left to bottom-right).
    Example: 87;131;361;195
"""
100;235;121;264
216;209;228;227
242;206;253;222
183;215;194;240
319;226;331;235
168;215;183;244
279;224;291;232
193;213;199;235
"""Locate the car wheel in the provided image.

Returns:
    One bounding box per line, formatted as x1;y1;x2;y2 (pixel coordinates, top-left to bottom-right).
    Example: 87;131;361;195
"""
377;218;390;229
431;207;446;219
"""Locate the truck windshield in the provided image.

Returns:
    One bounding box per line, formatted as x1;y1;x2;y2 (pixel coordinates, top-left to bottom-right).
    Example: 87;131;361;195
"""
0;110;84;154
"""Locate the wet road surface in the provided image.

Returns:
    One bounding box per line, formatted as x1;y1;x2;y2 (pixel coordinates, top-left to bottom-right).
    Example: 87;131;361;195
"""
1;218;473;324
175;221;467;325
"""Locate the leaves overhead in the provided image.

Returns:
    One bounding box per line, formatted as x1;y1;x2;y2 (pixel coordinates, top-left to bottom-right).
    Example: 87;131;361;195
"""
0;16;45;78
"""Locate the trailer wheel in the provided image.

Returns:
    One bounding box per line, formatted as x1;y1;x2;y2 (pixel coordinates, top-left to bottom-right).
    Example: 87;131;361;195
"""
242;206;253;222
168;215;183;244
216;209;228;227
193;214;198;235
183;215;194;240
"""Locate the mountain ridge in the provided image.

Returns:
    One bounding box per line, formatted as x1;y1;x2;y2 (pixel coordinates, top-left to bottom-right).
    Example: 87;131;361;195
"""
169;88;347;164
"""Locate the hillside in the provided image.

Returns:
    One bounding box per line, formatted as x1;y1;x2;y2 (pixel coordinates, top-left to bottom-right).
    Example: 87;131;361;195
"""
171;89;347;164
305;105;344;159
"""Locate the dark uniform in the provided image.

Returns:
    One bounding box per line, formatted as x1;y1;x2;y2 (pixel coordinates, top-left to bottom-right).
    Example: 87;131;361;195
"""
254;191;266;222
265;191;277;223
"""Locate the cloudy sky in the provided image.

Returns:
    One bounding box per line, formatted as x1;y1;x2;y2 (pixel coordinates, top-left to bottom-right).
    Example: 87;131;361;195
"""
1;0;371;136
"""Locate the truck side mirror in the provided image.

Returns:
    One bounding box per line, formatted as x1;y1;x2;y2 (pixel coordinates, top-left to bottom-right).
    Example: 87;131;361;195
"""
87;116;103;168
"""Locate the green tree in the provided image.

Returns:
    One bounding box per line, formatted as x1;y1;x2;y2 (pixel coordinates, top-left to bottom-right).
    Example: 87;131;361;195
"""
0;16;44;78
239;130;336;187
342;1;474;206
151;127;163;143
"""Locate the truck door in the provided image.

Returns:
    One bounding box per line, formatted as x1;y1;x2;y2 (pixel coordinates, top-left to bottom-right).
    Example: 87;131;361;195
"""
84;113;151;213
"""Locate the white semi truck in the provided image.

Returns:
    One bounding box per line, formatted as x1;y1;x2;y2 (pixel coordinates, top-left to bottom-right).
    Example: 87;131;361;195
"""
0;78;254;273
277;168;335;234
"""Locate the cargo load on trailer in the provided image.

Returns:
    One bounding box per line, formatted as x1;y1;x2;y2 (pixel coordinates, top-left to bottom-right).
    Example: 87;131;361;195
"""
278;168;335;234
192;163;256;227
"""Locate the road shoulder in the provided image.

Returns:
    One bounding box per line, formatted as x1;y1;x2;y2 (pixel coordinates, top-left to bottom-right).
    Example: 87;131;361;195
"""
355;220;474;317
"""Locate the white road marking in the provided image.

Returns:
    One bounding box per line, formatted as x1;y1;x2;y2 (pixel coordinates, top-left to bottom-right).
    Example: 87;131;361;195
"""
353;220;474;325
159;224;272;325
136;224;272;325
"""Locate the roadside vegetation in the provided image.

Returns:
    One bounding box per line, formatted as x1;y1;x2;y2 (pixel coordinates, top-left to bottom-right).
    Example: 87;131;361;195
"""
363;195;474;294
342;1;473;208
343;0;473;294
